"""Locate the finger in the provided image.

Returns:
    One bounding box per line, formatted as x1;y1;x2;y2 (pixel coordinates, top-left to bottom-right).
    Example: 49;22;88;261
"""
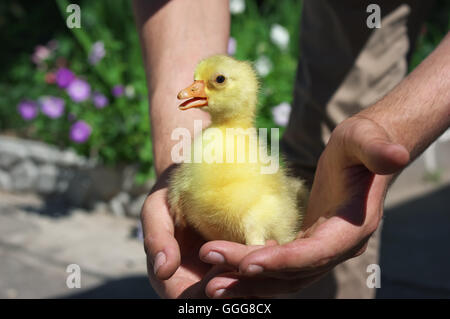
201;239;331;280
360;139;409;174
141;188;181;280
199;240;266;268
238;216;367;276
205;271;327;299
338;117;410;174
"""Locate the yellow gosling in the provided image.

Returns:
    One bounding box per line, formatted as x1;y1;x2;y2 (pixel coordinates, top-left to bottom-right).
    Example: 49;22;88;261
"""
168;55;308;245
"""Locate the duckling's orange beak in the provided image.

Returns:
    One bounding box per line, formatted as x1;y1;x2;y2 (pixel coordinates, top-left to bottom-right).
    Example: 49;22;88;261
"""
177;80;208;110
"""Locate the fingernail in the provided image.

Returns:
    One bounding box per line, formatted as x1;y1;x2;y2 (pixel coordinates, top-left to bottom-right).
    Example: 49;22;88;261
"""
203;251;225;264
244;264;263;275
153;251;166;275
213;288;227;299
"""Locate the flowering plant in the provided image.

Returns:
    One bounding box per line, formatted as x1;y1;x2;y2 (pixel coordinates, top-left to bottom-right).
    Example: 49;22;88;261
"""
1;0;153;182
1;0;448;183
228;0;302;133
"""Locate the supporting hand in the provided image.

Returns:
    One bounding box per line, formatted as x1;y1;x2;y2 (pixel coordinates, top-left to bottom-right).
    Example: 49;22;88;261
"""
199;117;409;298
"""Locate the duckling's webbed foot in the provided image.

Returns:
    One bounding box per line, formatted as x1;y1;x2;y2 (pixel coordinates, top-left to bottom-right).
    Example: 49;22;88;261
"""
245;234;266;246
243;207;269;246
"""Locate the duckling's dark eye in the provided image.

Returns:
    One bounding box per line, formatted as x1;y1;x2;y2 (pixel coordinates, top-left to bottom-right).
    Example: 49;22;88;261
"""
215;75;226;83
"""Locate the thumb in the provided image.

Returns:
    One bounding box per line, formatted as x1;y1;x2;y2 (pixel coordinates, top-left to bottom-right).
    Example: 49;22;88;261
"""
141;188;181;280
339;118;410;175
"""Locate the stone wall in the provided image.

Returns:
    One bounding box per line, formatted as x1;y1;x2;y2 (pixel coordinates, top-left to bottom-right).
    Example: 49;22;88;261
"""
0;136;151;218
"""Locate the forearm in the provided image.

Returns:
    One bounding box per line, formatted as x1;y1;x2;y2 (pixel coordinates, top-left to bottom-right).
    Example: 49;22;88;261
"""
360;32;450;162
133;0;229;176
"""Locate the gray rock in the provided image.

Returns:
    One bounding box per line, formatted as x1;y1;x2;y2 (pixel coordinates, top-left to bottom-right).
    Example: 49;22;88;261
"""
10;160;39;191
65;166;127;207
60;150;87;167
65;169;92;206
128;179;155;197
88;166;124;201
55;179;70;193
0;136;28;159
121;165;138;192
126;194;147;218
109;192;130;217
0;136;89;168
0;169;12;190
92;201;110;214
0;136;149;214
36;164;58;194
0;152;19;169
27;142;60;164
54;167;75;193
65;166;120;207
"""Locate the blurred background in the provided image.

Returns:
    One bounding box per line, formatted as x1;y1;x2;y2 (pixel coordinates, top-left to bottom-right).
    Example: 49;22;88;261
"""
0;0;449;298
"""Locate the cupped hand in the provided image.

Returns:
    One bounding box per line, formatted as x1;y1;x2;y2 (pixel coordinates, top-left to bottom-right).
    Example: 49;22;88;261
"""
141;166;230;298
198;116;410;298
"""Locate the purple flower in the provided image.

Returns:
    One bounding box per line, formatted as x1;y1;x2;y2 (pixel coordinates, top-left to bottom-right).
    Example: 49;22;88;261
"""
55;68;75;88
92;92;108;109
70;120;92;144
17;100;38;121
66;78;91;102
228;37;237;56
31;45;51;65
40;96;65;119
112;85;124;97
88;41;106;65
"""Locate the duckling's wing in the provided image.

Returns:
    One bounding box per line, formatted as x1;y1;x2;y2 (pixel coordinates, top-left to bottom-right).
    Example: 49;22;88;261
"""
286;176;309;213
167;166;188;228
169;195;187;228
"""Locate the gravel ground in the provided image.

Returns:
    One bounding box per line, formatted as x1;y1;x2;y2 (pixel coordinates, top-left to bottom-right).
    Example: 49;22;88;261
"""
0;191;157;298
0;136;449;299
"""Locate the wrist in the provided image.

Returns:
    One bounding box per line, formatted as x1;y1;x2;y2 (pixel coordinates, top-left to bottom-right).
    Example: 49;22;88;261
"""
149;84;210;178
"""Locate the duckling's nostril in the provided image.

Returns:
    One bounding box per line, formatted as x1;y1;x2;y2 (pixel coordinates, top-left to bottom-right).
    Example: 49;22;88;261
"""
177;90;188;99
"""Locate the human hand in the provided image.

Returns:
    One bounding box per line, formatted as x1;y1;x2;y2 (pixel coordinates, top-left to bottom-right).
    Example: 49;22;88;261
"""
198;116;410;298
141;166;229;298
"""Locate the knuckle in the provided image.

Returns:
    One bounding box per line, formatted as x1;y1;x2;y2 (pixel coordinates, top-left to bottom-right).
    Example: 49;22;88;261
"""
327;119;358;155
332;117;370;148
